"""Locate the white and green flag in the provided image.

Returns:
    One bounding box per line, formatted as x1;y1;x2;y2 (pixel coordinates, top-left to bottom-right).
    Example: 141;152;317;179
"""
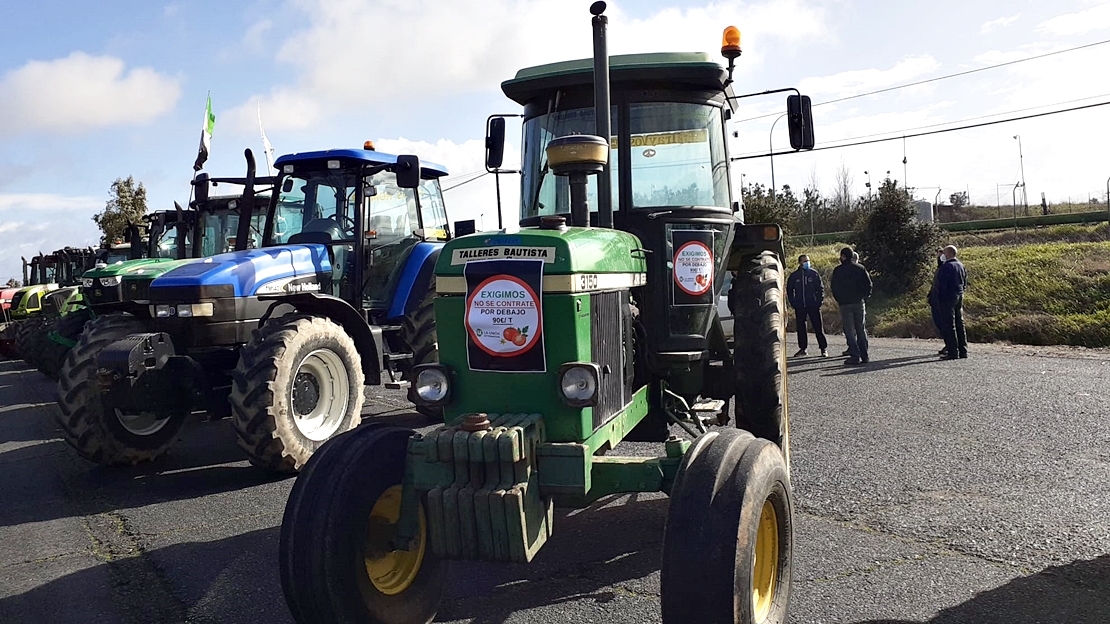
193;93;216;172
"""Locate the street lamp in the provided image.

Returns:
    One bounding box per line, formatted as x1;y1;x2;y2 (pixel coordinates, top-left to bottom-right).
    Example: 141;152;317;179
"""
1013;135;1028;214
864;170;872;203
769;113;786;199
1012;182;1022;229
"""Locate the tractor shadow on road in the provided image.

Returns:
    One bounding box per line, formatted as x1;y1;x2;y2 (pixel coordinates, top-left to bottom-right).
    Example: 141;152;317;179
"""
851;554;1110;624
0;526;292;624
437;493;669;623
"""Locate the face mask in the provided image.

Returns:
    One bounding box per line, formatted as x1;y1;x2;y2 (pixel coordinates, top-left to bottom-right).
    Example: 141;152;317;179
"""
938;253;946;262
802;261;811;269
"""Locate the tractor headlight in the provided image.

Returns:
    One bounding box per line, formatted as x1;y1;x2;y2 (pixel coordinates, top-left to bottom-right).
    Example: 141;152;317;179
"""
413;364;450;405
558;363;600;407
99;276;122;287
176;303;214;318
81;278;95;288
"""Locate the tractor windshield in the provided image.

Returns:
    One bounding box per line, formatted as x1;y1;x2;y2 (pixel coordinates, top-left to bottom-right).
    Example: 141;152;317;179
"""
152;227;183;259
520;101;729;218
199;208;263;256
268;171;359;246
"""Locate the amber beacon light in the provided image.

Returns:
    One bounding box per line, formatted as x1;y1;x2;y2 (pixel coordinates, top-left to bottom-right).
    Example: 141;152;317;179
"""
721;25;742;59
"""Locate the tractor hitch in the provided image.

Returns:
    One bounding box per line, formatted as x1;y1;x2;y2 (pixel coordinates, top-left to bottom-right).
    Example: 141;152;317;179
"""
95;332;206;415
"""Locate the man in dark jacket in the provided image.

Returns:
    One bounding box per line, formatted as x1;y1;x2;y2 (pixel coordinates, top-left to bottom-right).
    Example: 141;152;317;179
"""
936;244;968;359
830;246;873;365
786;254;828;357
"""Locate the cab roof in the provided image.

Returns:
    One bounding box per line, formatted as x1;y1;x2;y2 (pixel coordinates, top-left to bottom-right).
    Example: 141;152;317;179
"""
274;149;449;178
502;52;730;105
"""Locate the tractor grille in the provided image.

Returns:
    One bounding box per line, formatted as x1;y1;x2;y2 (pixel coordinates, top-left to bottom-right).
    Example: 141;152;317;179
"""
126;278;152;302
590;290;631;429
9;291;25;311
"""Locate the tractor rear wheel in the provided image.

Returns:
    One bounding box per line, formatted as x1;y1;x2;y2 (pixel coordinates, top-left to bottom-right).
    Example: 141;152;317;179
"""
14;317;47;366
398;275;442;422
231;314;364;473
280;424;444;624
55;313;189;465
661;429;794;623
38;307;93;380
729;251;790;463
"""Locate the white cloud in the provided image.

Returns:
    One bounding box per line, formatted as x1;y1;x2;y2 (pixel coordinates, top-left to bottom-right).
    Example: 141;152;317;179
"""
226;0;829;132
799;56;940;99
980;14;1020;34
0;193;103;280
0;53;181;137
0;193;101;212
1037;4;1110;36
243;19;274;54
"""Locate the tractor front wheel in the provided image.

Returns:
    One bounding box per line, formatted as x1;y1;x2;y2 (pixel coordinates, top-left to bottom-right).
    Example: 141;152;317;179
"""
38;307;93;380
661;429;794;623
398;274;442;422
231;315;364;473
14;317;48;367
729;251;790;463
280;424;444;624
55;313;188;465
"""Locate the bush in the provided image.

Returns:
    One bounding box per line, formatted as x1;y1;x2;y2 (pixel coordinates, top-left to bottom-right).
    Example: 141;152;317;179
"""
852;179;943;297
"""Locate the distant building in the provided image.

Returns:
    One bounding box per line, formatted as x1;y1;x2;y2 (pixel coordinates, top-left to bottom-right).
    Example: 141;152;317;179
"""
914;200;934;222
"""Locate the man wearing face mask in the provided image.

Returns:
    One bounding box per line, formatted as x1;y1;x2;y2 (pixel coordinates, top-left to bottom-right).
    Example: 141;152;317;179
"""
786;254;828;357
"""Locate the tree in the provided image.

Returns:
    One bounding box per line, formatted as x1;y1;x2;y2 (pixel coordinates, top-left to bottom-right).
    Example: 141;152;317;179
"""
831;161;854;213
742;183;800;235
92;177;148;247
949;191;968;209
852;178;943;297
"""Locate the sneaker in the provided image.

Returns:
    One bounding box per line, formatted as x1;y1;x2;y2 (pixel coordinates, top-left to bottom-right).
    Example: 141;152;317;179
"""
861;356;869;364
793;349;808;357
938;347;948;356
845;358;862;365
820;349;828;357
842;349;851;356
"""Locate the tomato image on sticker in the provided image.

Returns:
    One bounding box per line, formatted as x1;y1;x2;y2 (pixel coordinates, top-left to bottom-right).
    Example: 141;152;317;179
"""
465;275;542;357
673;240;713;296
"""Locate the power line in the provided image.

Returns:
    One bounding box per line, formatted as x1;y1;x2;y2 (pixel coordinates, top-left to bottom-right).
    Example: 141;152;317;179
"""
730;98;1110;161
735;37;1110;124
442;170;490;192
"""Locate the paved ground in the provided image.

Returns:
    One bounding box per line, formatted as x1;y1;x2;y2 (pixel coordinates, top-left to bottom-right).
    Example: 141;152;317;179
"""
1;336;1108;623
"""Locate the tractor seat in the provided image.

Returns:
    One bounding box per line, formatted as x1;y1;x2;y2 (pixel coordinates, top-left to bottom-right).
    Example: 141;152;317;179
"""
288;217;343;246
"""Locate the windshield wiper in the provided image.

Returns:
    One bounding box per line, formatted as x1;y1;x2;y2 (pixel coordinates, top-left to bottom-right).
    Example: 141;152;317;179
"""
529;161;549;217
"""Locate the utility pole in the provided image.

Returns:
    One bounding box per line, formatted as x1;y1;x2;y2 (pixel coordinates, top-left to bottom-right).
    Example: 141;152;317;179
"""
1013;135;1028;215
769;113;786;199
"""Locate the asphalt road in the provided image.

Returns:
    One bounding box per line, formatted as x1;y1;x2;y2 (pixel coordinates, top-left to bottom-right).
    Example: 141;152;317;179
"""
1;336;1108;623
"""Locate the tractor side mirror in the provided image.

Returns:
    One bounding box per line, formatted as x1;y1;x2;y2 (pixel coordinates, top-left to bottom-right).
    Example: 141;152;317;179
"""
454;219;476;237
193;173;210;206
787;95;815;151
395;155;421;189
486;117;506;170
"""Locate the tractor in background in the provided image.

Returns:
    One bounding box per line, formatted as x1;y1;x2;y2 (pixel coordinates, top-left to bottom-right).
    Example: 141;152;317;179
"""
56;147;454;472
9;248;101;366
280;4;813;623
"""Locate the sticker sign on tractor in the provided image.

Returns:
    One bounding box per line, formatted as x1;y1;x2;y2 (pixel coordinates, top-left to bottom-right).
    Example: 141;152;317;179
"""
464;259;546;373
671;230;715;305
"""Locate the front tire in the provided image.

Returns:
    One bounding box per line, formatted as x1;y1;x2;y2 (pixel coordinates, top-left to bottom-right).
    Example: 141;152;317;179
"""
661;429;794;623
38;307;93;380
729;251;790;463
398;275;442;422
280;424;445;624
230;315;364;473
15;317;47;366
55;313;189;465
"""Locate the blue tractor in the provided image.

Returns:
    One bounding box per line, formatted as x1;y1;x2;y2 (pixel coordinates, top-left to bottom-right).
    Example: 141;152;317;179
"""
55;147;454;472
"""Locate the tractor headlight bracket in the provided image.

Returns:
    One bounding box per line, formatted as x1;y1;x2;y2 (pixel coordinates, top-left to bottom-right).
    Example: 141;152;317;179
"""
558;362;600;407
412;364;451;406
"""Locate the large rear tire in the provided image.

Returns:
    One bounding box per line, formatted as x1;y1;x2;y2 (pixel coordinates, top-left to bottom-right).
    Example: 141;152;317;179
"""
280;424;445;624
398;275;442;422
661;429;794;623
38;307;93;380
729;251;790;463
230;314;364;473
55;313;189;465
14;317;47;366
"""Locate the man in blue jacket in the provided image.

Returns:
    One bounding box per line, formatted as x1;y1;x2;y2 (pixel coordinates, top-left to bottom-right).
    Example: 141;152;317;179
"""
786;254;828;357
831;247;873;365
936;244;969;359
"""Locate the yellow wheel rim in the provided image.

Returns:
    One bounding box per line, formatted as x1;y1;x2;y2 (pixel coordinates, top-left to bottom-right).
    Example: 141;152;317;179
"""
752;499;779;620
363;485;426;596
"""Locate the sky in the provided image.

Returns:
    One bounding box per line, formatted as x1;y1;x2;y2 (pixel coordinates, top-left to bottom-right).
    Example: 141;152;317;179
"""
3;0;1110;280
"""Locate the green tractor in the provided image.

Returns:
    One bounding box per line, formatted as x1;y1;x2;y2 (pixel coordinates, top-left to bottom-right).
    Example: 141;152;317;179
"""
38;194;266;380
10;248;100;367
280;5;814;623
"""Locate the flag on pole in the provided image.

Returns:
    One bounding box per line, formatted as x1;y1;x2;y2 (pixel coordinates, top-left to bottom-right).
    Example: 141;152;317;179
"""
193;93;216;172
257;101;276;175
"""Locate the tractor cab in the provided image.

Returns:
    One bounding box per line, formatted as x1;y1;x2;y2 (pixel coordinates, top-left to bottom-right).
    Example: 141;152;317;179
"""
264;148;450;320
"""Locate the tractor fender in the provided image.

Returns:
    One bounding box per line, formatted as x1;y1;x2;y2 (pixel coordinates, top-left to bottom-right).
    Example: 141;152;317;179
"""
259;292;382;385
387;242;443;321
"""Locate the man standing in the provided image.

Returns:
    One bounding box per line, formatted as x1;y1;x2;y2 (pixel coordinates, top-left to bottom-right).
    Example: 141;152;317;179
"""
831;246;873;365
786;254;828;357
927;248;948;356
936;244;968;360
